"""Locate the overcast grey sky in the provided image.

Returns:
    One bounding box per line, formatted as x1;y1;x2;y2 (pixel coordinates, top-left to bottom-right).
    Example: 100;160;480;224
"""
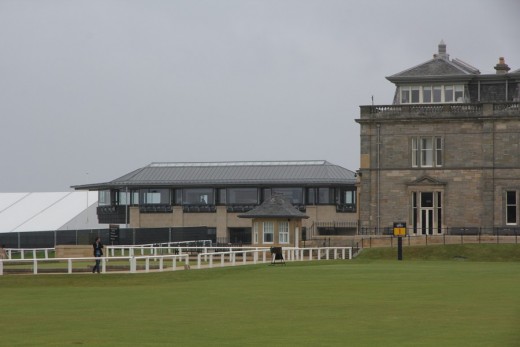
1;0;519;192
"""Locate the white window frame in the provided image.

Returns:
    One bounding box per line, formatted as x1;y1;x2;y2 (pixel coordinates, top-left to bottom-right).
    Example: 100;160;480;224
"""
454;85;464;102
412;136;443;168
399;85;465;104
435;137;443;166
263;222;274;244
421;137;434;167
278;221;289;244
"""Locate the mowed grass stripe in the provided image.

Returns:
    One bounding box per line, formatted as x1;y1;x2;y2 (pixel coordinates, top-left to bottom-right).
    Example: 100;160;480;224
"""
1;245;519;346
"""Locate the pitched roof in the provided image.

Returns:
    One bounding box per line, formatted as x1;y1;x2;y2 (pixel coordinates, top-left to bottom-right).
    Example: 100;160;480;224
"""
387;42;480;83
387;58;480;82
238;195;309;219
73;160;356;189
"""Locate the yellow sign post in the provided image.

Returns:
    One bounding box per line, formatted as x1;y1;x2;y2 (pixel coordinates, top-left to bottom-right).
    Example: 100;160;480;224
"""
393;222;406;260
393;223;406;236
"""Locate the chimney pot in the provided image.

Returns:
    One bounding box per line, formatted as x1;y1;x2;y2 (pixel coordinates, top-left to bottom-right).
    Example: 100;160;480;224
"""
494;57;510;74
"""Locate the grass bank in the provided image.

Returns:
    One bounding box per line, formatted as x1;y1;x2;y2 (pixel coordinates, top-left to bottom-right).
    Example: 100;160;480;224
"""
1;244;519;346
355;243;520;262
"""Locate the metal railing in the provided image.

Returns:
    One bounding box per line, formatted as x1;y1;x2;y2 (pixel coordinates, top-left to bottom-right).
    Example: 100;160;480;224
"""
359;226;520;236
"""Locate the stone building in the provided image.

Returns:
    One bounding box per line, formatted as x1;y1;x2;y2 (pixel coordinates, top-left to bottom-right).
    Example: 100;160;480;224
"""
356;42;520;235
73;160;357;243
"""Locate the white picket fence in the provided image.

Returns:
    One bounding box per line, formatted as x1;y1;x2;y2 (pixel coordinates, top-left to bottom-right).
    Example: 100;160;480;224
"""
106;245;266;257
195;247;353;269
0;254;189;276
0;246;352;276
2;248;55;260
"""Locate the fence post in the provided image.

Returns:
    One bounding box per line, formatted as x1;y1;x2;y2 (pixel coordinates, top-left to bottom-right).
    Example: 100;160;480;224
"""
0;260;3;276
33;259;38;274
68;259;72;274
132;256;137;273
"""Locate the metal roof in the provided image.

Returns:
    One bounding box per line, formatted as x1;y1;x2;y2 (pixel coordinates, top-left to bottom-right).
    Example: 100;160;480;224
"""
73;160;356;190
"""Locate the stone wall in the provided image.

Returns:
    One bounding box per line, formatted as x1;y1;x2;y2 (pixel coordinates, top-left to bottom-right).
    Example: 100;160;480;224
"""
356;103;520;232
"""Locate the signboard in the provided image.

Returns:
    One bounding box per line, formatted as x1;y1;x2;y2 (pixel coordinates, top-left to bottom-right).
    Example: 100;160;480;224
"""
393;222;406;237
109;224;120;243
393;222;406;261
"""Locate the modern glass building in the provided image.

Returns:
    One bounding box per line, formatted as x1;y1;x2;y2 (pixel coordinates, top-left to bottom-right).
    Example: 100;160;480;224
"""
73;160;357;244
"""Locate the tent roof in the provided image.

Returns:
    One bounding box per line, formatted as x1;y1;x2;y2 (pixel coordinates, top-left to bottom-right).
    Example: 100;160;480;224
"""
0;192;102;233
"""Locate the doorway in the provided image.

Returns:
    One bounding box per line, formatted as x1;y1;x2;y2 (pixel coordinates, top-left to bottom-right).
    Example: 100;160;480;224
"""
412;191;442;235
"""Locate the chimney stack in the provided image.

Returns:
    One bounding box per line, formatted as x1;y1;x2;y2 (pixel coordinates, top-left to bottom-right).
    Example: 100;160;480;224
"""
494;57;510;74
434;40;449;60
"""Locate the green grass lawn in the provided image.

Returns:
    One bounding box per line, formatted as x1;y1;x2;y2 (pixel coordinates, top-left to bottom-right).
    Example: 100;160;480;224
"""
1;245;519;346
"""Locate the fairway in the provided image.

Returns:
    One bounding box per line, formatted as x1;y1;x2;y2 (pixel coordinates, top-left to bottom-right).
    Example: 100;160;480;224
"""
1;257;520;346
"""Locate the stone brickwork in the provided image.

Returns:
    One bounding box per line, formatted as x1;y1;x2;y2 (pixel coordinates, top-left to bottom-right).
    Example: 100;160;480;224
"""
356;103;520;233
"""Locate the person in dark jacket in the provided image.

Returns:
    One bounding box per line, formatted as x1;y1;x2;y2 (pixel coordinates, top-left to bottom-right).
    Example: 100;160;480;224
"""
92;237;103;273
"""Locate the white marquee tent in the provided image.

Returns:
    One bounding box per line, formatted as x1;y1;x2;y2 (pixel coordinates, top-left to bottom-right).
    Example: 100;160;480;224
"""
0;192;104;233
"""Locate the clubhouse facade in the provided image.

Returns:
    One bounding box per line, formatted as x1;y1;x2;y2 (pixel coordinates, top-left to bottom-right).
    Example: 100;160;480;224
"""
356;42;520;235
